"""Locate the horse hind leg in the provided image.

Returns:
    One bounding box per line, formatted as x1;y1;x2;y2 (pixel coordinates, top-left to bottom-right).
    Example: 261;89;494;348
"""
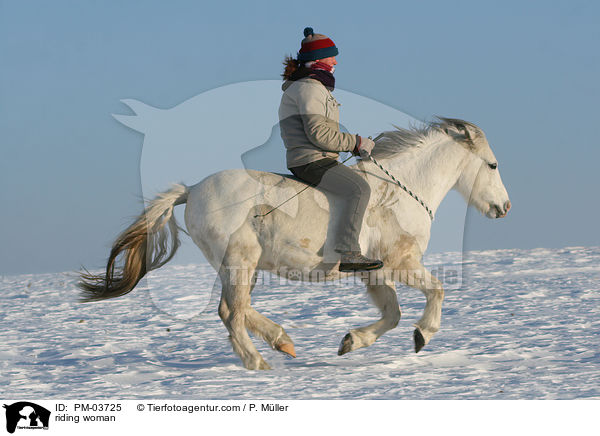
217;232;271;370
245;307;296;358
241;272;296;358
218;271;271;369
338;279;401;355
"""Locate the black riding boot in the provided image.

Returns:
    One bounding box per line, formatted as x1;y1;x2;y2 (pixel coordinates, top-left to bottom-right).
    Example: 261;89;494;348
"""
338;251;384;272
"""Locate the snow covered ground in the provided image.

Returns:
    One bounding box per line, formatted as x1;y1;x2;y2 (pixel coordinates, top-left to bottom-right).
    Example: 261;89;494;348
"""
1;246;599;399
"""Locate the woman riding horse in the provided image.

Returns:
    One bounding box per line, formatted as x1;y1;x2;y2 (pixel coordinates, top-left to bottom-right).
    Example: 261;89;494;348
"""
279;27;384;272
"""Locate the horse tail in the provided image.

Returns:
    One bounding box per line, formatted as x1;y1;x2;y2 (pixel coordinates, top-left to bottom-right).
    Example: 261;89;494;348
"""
78;184;188;302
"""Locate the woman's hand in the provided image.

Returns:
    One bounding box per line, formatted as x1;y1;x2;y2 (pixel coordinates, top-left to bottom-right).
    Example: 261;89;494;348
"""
355;136;375;157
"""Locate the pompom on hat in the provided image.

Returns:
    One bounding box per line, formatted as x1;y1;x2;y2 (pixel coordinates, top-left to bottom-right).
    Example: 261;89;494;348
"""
297;27;339;62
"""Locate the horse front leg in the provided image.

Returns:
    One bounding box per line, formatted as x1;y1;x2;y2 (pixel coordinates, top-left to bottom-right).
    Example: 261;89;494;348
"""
338;278;401;355
400;260;444;352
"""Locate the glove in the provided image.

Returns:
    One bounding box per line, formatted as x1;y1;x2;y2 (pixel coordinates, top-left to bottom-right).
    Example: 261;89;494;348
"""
357;136;375;158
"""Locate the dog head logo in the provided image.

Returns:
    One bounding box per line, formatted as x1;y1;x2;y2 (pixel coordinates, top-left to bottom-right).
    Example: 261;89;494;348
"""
3;402;50;434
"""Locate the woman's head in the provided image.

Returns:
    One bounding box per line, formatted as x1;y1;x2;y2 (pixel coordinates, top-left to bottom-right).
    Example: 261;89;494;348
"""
282;28;338;81
297;27;338;62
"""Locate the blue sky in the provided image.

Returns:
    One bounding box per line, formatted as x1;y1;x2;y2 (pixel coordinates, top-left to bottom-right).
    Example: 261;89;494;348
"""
1;0;599;274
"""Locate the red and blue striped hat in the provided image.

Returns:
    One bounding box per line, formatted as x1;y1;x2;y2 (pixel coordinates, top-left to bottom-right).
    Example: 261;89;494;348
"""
297;27;339;62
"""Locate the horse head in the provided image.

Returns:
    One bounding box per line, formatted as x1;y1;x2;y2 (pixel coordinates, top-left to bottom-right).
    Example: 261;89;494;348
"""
439;117;511;219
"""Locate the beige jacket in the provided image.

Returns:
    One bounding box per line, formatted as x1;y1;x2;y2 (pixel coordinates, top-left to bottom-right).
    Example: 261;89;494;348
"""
279;78;359;168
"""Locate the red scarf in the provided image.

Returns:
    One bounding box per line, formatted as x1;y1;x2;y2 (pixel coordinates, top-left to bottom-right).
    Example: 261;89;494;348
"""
307;61;335;90
309;61;334;73
288;61;336;90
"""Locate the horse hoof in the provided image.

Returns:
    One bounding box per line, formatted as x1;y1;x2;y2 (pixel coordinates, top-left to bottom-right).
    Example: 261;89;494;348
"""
246;359;271;370
258;360;272;370
276;343;296;358
413;328;425;353
338;333;353;356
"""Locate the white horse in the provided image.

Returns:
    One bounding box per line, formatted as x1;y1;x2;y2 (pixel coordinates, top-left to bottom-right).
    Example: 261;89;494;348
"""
80;117;511;370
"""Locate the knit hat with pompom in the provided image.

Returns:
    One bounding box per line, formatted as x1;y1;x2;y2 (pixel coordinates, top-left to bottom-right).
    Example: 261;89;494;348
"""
297;27;338;62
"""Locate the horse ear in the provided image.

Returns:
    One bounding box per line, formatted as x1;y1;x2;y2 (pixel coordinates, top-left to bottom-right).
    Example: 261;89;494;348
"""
436;117;475;142
448;119;475;144
437;117;479;151
457;123;473;141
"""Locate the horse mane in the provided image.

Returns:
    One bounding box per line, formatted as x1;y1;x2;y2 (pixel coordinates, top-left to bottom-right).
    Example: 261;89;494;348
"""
372;116;483;159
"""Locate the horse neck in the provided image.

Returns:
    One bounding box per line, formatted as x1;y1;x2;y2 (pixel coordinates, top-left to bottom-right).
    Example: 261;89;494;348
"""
380;134;470;215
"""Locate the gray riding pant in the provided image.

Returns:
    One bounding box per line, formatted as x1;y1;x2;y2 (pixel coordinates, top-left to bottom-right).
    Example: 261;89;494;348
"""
290;158;370;253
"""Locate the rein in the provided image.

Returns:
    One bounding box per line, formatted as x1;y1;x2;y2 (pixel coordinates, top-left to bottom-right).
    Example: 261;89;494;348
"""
255;150;434;221
366;154;434;221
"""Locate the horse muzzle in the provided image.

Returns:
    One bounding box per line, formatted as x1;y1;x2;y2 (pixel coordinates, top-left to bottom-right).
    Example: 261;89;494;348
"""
487;200;511;218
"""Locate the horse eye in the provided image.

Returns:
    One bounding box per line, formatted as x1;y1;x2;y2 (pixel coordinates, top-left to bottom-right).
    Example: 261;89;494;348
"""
488;163;497;170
